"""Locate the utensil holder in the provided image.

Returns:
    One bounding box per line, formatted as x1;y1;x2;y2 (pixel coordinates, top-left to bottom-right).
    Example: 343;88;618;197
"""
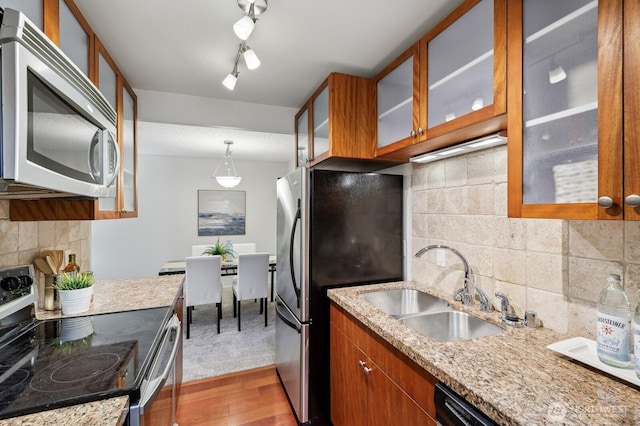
44;274;60;311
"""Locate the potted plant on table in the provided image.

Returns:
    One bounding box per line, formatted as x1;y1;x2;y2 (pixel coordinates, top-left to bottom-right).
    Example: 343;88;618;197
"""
202;238;236;262
52;271;95;315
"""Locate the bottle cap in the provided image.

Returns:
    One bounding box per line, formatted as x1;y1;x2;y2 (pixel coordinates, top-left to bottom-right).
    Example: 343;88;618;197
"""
608;274;621;280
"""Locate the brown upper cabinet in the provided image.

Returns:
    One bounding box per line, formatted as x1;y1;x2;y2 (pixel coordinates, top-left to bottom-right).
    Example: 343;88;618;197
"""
9;0;138;220
295;73;374;167
507;0;638;220
295;73;380;169
375;0;507;162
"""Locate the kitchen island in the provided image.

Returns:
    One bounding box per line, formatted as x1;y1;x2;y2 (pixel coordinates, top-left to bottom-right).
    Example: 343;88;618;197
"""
3;275;184;426
328;281;640;426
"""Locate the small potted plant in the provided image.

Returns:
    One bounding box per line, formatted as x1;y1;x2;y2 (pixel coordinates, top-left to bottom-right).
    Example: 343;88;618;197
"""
202;238;236;261
52;271;95;315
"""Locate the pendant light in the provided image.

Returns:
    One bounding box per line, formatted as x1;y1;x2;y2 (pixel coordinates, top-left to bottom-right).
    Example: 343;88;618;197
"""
212;141;242;188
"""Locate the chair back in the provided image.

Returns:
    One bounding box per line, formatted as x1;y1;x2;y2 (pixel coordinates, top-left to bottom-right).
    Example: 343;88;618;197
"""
233;243;257;255
185;255;222;307
191;244;211;257
235;253;269;300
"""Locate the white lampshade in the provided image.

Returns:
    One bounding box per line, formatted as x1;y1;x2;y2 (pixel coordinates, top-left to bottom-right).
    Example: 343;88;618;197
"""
549;63;567;84
233;15;255;40
243;47;261;70
215;176;242;188
471;97;484;111
222;73;238;90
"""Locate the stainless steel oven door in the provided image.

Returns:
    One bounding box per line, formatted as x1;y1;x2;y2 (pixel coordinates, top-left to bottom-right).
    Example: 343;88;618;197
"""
129;313;181;426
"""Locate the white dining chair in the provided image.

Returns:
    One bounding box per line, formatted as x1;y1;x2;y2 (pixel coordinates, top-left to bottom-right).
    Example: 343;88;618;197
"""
191;244;211;257
232;243;256;255
232;252;269;331
185;255;223;337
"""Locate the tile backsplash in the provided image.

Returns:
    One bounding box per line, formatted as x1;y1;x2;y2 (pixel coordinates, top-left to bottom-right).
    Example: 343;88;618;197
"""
411;145;640;337
0;200;91;305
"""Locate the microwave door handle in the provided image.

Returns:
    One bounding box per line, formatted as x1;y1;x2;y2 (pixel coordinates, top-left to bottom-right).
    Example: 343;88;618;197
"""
88;131;101;183
138;314;181;412
104;131;120;187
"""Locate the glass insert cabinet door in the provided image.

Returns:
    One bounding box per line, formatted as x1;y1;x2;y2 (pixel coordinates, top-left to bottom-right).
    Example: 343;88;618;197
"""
427;0;494;128
312;86;329;159
377;56;414;149
122;85;136;213
521;0;598;205
296;108;309;166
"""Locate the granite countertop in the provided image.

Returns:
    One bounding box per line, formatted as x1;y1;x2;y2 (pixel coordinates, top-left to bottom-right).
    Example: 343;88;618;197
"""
328;281;640;426
36;275;184;320
5;275;184;426
0;397;129;426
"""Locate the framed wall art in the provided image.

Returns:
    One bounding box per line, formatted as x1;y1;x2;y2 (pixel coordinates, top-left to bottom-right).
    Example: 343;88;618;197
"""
197;190;246;236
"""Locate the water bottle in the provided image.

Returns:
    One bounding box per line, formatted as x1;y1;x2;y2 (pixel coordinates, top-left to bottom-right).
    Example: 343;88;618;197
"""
634;300;640;378
596;274;631;368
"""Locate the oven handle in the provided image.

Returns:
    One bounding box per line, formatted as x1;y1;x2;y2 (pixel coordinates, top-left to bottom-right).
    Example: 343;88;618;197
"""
138;313;181;411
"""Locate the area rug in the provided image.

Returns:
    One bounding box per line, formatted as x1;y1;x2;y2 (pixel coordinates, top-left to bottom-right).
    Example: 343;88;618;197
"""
182;286;276;383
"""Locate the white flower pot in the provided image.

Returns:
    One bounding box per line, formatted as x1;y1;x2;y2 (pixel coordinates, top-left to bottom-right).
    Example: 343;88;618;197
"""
59;286;93;315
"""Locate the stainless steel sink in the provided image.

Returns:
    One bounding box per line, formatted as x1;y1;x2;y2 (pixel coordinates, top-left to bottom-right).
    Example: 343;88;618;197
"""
360;289;450;318
400;310;503;342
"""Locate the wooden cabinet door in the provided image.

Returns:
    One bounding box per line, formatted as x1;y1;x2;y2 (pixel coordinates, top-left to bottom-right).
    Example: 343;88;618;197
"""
422;0;507;141
120;81;138;217
330;322;368;426
507;0;624;219
623;0;640;220
295;107;310;166
374;43;423;156
330;303;438;426
367;364;436;426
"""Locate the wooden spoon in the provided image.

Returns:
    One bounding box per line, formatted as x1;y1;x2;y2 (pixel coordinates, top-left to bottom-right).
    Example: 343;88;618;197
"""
54;250;65;273
45;255;58;275
33;257;53;275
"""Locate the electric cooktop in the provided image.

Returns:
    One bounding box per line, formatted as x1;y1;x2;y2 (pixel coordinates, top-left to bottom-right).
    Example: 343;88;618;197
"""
0;307;170;420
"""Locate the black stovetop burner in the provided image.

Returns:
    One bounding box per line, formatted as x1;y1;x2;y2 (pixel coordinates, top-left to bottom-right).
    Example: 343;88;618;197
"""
0;307;170;420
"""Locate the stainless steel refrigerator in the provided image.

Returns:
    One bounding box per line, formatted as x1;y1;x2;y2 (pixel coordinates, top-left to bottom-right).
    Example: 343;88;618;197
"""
275;168;404;425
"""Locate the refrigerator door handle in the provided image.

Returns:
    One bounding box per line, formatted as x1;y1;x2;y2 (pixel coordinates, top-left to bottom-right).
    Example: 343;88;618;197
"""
276;298;302;333
289;198;302;308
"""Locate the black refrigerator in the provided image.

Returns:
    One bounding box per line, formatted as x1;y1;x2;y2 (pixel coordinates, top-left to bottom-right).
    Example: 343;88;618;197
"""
275;168;404;425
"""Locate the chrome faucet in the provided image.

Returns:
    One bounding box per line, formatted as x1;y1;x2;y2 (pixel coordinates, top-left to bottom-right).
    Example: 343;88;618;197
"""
495;292;521;325
414;245;490;312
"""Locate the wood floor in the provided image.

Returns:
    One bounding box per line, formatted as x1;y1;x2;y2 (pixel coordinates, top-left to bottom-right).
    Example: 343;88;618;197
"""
174;365;299;426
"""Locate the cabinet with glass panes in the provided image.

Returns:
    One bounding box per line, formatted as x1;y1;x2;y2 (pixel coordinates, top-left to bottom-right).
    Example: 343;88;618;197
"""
507;0;638;220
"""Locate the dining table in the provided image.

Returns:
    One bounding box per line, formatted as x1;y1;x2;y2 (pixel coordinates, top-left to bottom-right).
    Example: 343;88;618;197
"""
158;255;277;301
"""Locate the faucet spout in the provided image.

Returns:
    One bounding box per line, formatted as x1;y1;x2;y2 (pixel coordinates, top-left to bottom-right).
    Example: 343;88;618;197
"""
415;245;476;307
414;245;470;282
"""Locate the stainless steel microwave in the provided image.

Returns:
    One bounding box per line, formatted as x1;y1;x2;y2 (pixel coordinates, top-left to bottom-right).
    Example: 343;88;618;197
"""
0;8;119;199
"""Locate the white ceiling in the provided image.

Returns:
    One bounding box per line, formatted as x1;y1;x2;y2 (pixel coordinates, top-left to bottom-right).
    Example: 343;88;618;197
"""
73;0;464;161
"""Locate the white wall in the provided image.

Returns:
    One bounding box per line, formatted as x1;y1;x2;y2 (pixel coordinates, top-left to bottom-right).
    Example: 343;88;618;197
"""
91;154;289;279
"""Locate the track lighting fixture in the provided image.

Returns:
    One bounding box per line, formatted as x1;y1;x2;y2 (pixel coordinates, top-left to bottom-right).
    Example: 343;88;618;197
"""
222;0;268;90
